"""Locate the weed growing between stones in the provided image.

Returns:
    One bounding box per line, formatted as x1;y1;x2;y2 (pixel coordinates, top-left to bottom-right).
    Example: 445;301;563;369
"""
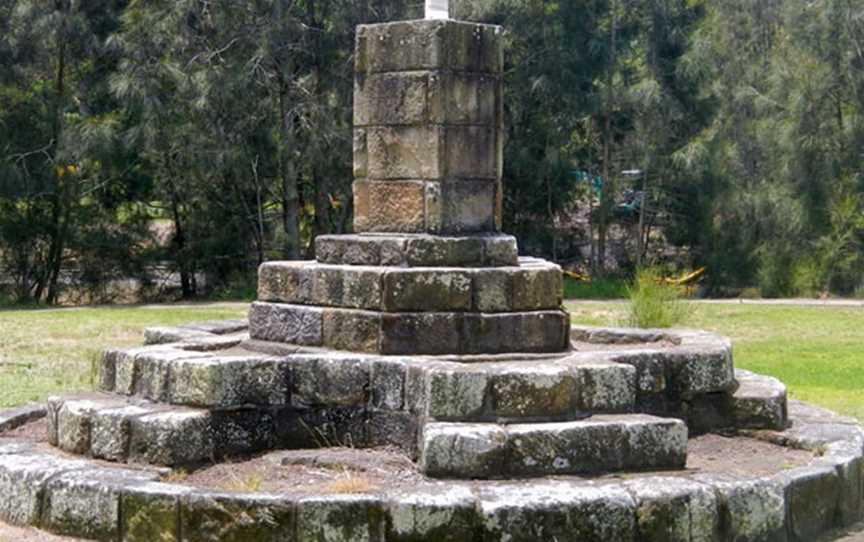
627;268;690;328
320;468;375;494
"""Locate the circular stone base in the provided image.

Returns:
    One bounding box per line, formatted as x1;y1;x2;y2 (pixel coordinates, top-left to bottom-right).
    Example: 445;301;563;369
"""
1;400;862;541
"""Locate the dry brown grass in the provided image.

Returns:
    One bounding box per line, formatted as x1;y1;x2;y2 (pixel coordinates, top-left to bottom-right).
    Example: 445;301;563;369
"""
319;469;375;494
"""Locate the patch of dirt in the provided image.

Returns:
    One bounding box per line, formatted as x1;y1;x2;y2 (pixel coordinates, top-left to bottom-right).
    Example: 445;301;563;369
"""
0;418;48;442
685;432;814;476
180;447;423;495
0;521;82;542
570;340;677;351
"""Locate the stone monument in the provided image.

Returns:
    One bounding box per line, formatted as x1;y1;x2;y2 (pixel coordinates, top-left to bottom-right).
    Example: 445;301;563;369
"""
0;7;862;542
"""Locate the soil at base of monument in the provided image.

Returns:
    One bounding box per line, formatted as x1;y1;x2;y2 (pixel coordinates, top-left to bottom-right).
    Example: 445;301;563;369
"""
1;419;816;497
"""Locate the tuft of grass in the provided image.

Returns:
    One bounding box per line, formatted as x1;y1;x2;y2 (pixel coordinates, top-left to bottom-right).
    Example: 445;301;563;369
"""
626;268;690;328
222;472;264;493
563;276;629;300
320;469;375;494
164;469;189;483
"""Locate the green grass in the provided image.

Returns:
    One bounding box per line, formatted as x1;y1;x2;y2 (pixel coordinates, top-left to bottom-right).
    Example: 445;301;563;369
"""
563;276;629;300
569;301;864;420
0;303;247;408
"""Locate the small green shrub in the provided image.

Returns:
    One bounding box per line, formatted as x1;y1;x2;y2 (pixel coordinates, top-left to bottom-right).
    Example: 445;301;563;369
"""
626;268;689;328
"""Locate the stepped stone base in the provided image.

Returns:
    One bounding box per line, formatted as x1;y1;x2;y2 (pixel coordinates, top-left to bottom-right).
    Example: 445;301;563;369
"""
420;415;687;478
1;399;861;542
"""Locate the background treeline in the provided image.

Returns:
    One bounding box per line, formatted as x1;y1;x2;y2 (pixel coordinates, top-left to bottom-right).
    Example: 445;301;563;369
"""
0;0;862;304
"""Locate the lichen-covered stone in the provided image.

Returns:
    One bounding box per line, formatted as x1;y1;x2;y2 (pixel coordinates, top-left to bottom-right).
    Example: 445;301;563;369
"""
387;484;479;541
511;264;563;310
56;397;101;454
181;492;296;542
297;494;385;542
505;415;687;477
128;409;214;466
693;473;787;542
249;302;323;346
667;345;736;397
315;234;517;267
624;477;720;542
817;441;864;526
292;356;370;407
322;308;382;353
144;326;211;345
775;465;841;541
424;366;489;420
478;482;636;542
367;410;419;456
0;453;87;526
383;269;472;312
258;261;314;304
42;468;158;540
571;361;637;413
420;423;507;479
91;404;150;461
380;312;462;355
732;369;788;430
369;359;407;411
122;482;192;542
487;364;578;420
473;269;511;312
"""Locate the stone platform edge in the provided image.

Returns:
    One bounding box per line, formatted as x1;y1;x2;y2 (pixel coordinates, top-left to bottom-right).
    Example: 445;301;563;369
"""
1;400;862;541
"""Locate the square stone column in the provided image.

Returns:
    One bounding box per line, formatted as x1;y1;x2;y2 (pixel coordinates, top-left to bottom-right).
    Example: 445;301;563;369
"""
353;19;504;234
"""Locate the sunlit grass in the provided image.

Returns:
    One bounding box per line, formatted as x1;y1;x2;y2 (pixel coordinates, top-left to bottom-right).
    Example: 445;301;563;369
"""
0;303;248;408
568;301;864;420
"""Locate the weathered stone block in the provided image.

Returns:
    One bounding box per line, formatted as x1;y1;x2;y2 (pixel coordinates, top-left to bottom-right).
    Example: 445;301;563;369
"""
425;365;489;420
209;409;278;457
367;410;419;456
99;349;119;391
387;485;479;542
292;356;370;407
777;465;841;541
314;234;518;267
0;453;87;526
122;482;192;542
818;441;864;526
129;410;214;466
354;72;430;127
356;20;503;75
354;128;368;178
444;126;497;179
420;423;507;479
505;415;687;476
181;492;296;542
512;264;563;310
258;261;314;304
249;302;323;346
438;179;497;232
366;127;443;180
381;312;461;355
667;346;736;397
322;309;381;353
473;269;511;312
488;364;578;420
354;179;428;232
90;404;149;461
56;398;99;455
42;468;157;541
288;406;369;449
693;473;787;542
624;477;720;542
463;311;569;354
382;268;471;311
297;495;385;542
572;361;637;413
478;482;636;542
732;369;788;430
369;359;407;411
429;72;499;126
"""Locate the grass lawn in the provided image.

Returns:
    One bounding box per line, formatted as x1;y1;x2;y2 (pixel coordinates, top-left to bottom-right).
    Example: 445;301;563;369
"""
0;301;862;423
568;301;864;421
0;303;248;408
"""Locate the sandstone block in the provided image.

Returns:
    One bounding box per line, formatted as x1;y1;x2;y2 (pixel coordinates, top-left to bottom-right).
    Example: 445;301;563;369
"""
382;268;472;311
258;261;314;304
249;302;323;346
776;465;841;541
478;482;636;542
90;404;149;461
387;485;479;542
181;492;296;542
438;179;497;232
367;410;419;456
356;20;503;75
732;369;788;430
122;482;192;542
473;269;511;312
488;364;578;420
420;423;507;479
366;127;443;180
369;359;407;410
0;453;87;526
380;312;461;355
354;128;368;178
354;179;428;232
692;473;786;542
297;495;385;542
571;361;637;413
512;263;563;310
322;308;381;353
425;365;489;420
128;410;214;466
624;477;720;542
355;71;429;126
444;126;497;179
292;356;370;407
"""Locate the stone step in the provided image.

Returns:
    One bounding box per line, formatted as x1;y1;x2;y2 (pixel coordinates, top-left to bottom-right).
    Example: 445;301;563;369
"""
46;394;288;466
249;302;569;355
315;233;518;267
258;257;562;313
731;369;788;430
419;414;688;479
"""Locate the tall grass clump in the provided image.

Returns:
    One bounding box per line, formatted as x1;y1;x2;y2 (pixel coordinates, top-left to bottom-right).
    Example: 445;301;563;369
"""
626;268;689;328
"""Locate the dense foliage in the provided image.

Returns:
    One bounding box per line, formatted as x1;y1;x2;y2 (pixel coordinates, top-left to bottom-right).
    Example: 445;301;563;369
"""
0;0;862;303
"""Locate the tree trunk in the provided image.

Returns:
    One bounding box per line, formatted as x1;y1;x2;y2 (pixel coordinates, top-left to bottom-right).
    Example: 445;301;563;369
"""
278;90;302;259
